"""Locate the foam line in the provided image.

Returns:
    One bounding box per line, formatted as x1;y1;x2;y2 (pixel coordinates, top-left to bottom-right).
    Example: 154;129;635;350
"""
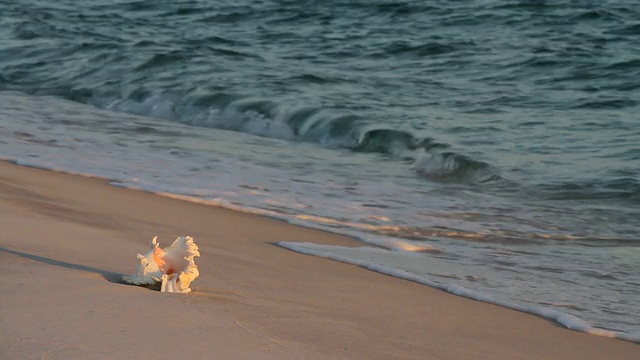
5;155;440;255
277;241;640;344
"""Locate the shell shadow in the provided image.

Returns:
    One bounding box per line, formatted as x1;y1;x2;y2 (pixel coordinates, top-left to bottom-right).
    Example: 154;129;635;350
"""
0;246;126;284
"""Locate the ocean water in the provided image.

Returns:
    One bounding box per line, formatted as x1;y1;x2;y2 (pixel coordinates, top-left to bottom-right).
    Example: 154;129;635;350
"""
1;0;639;340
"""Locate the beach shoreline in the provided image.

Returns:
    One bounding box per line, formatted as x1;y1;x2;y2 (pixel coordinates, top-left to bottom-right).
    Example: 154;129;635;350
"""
1;160;638;360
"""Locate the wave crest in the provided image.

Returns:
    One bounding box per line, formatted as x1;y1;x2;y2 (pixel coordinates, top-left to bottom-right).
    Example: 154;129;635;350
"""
412;151;498;183
93;92;450;152
92;92;497;183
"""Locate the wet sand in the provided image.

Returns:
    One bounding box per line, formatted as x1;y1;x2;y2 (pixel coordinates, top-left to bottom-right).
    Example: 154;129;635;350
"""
0;160;637;359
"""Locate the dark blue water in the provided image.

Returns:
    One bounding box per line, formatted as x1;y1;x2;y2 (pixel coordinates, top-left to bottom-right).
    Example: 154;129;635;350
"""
1;0;639;338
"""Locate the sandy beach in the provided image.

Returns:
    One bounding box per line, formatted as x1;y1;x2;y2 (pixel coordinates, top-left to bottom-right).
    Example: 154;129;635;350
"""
0;160;637;360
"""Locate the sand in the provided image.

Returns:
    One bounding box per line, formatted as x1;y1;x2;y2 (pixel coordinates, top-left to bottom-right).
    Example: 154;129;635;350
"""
0;160;638;360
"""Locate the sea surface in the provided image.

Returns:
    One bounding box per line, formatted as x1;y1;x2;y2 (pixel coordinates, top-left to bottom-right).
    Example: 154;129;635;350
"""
1;0;639;340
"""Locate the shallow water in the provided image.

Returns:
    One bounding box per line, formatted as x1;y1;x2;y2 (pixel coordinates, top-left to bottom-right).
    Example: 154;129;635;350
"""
1;0;639;338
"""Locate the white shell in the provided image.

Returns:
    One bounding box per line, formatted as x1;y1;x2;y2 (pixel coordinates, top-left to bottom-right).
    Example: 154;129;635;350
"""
123;236;200;294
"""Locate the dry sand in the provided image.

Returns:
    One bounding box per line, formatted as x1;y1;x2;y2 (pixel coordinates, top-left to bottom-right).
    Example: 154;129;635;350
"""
0;160;638;360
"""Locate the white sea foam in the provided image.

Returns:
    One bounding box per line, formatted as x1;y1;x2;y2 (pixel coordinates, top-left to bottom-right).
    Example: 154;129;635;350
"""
276;241;640;344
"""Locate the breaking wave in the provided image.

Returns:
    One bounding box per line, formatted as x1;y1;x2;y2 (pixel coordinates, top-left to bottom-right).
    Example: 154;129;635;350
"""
89;92;496;183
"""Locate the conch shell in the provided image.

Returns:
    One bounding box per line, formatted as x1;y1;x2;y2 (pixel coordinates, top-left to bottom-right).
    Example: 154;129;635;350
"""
123;236;200;294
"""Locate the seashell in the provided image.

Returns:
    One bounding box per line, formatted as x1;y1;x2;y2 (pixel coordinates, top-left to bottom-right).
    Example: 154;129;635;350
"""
123;236;200;294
